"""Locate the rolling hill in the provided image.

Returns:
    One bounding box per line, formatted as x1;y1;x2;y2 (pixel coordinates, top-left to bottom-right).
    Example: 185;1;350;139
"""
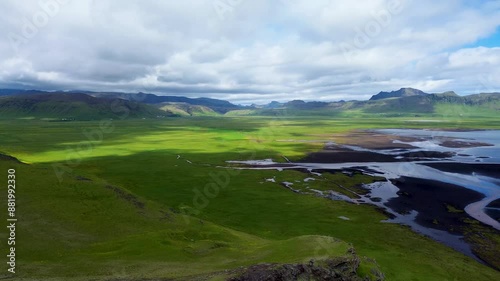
157;102;219;116
0;92;171;120
90;92;241;113
0;89;243;114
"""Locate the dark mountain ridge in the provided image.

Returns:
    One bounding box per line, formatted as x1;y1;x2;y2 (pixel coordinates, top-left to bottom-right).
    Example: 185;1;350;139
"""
91;92;241;113
0;89;242;114
370;88;428;101
0;92;171;120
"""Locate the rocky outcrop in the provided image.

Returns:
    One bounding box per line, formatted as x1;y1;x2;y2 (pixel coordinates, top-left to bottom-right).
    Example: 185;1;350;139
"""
228;257;384;281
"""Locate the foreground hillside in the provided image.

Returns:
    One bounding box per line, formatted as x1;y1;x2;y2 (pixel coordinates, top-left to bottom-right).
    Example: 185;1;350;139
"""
1;153;383;280
0;117;499;280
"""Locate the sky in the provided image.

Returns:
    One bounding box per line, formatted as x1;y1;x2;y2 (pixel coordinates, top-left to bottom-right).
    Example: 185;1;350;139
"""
0;0;499;104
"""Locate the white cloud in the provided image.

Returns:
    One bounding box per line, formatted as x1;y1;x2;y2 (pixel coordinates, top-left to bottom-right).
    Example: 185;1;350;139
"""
0;0;499;104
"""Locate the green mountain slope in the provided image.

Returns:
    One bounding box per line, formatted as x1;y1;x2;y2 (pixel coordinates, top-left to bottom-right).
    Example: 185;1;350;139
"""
158;102;220;116
0;93;171;120
0;154;382;280
0;89;243;114
369;87;429;100
91;92;242;113
230;91;500;117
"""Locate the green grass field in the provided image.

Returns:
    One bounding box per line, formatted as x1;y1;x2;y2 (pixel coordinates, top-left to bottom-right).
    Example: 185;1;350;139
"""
1;116;500;280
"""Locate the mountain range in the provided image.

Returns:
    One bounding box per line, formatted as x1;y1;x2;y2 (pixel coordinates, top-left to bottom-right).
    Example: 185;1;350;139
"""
241;88;499;117
0;92;172;120
0;88;498;120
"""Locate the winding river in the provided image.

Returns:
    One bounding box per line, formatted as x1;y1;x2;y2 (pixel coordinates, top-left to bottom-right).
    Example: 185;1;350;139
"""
228;129;500;261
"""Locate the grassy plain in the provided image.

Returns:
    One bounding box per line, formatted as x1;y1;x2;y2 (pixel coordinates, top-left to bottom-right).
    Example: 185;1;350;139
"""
1;116;499;280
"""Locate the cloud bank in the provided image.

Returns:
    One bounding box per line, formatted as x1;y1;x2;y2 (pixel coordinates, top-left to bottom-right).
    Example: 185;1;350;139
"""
0;0;499;104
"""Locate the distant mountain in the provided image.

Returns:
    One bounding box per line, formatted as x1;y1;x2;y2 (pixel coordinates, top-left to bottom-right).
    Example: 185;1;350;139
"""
1;88;499;119
91;92;241;113
0;89;242;114
436;91;459;97
265;101;285;109
157;102;218;116
249;101;285;109
0;89;25;96
285;100;329;109
363;91;500;114
228;90;500;117
0;93;171;120
0;89;50;96
370;88;428;101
